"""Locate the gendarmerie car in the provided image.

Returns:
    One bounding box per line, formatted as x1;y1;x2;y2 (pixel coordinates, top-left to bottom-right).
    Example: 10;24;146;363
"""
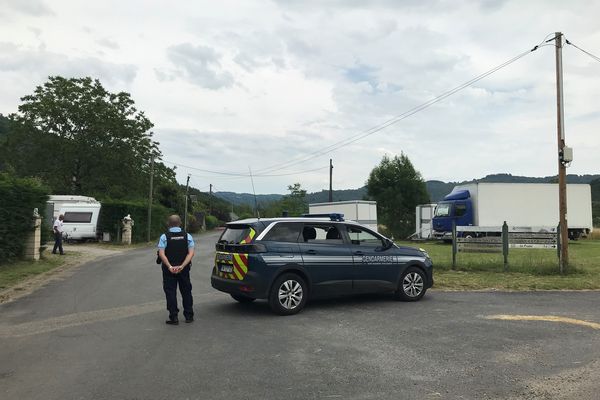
211;214;433;315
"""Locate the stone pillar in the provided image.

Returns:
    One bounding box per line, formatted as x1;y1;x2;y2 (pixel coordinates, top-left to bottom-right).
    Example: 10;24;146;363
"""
121;215;134;245
24;210;42;261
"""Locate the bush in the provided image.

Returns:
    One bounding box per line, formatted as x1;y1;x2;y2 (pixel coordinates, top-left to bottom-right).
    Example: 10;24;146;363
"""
205;215;220;230
97;199;173;243
0;173;49;262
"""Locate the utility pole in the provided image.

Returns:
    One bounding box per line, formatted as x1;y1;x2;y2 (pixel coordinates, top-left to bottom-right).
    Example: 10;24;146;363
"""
554;31;569;273
209;183;213;215
184;174;190;231
329;158;333;202
146;156;154;242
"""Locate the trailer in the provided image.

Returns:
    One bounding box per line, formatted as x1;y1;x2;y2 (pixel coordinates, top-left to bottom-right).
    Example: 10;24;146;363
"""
309;200;378;232
431;183;593;240
47;195;102;241
413;203;437;240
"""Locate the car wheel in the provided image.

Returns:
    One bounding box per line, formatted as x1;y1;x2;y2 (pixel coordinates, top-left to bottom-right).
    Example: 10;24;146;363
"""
268;273;308;315
395;267;427;301
230;294;256;303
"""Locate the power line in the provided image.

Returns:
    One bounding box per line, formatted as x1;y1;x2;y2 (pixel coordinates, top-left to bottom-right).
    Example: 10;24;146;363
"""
253;40;548;174
565;38;600;63
164;159;328;178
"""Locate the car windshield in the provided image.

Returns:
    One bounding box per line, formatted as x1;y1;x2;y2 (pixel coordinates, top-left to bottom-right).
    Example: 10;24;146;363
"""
435;203;451;217
219;225;253;244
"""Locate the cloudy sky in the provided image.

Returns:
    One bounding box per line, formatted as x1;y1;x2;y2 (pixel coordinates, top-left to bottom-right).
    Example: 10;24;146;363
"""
1;0;599;194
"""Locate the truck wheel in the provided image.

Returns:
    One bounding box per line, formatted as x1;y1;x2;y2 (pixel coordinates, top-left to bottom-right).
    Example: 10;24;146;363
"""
268;273;308;315
394;267;427;302
230;294;256;303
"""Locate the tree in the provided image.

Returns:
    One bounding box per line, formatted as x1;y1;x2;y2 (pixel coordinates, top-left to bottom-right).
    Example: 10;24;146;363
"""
281;183;307;216
2;76;175;199
366;153;429;238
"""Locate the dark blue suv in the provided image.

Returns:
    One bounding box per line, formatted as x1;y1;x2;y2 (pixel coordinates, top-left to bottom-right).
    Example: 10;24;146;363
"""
211;215;433;315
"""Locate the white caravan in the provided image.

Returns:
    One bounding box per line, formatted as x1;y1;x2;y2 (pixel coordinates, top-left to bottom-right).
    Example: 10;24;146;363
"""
47;195;102;241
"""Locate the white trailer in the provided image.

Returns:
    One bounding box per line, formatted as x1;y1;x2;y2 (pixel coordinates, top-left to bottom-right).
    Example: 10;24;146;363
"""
414;203;437;239
47;195;101;241
309;200;378;232
432;183;593;239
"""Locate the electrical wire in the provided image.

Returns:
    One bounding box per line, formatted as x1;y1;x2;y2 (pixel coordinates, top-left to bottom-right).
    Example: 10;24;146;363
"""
565;38;600;63
166;34;551;178
164;159;328;177
253;40;547;175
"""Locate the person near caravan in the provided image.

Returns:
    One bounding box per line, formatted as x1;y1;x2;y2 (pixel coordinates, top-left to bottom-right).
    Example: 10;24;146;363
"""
157;215;195;325
52;214;65;255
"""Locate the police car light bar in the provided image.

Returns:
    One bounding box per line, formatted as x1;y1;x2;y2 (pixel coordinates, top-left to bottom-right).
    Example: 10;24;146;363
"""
302;213;345;222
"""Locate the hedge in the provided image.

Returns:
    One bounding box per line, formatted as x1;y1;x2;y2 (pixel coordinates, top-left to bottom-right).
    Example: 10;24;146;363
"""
0;173;49;262
97;199;174;243
205;215;220;230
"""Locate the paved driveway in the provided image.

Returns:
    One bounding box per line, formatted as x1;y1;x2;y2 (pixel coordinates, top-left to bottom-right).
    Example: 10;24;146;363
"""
1;231;598;399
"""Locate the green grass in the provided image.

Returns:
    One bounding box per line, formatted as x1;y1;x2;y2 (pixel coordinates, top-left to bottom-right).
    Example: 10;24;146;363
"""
398;239;600;290
0;253;75;290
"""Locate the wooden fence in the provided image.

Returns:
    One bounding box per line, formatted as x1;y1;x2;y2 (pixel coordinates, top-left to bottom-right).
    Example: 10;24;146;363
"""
451;221;560;271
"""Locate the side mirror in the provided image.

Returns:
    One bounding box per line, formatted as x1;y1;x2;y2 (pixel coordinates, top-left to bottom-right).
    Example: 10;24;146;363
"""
383;238;394;250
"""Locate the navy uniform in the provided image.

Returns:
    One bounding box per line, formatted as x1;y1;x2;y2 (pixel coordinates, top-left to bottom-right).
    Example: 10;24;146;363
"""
158;227;195;324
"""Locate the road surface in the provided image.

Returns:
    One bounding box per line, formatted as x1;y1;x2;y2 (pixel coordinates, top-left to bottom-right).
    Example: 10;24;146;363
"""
1;231;599;399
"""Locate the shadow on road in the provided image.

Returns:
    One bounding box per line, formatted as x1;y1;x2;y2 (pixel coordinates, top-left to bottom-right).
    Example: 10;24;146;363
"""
206;292;433;317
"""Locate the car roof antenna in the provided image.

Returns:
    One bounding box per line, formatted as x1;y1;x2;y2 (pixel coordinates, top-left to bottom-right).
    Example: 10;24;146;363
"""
248;166;260;220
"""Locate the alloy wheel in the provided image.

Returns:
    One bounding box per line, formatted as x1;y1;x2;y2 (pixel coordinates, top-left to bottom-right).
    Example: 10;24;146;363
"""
402;272;424;298
278;280;303;310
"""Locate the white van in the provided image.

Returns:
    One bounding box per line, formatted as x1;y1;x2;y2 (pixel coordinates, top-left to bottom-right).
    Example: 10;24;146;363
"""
47;196;101;241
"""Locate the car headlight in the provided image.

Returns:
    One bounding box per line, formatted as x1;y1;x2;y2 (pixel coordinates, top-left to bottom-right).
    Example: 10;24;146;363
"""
419;248;430;259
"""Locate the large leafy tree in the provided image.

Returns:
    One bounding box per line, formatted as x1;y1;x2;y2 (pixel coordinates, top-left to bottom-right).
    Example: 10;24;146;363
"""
2;76;174;199
366;153;429;238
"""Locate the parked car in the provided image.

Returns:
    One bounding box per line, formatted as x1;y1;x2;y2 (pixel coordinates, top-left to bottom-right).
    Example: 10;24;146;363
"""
211;214;433;315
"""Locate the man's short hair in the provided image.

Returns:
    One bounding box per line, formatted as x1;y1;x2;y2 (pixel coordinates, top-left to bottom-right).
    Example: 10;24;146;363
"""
167;215;182;228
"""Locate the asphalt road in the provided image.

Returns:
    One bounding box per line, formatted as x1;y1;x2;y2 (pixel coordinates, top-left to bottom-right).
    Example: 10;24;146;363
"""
1;231;599;400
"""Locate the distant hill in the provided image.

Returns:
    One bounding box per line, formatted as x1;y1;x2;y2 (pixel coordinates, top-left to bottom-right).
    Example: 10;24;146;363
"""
306;188;368;203
427;173;600;202
214;191;283;206
213;173;600;207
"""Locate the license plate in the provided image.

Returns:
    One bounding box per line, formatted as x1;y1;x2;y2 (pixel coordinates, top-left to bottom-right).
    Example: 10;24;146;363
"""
216;253;233;262
219;264;233;273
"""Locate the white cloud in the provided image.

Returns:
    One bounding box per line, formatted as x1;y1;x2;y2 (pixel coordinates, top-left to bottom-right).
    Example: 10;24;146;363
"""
162;43;234;90
0;0;599;194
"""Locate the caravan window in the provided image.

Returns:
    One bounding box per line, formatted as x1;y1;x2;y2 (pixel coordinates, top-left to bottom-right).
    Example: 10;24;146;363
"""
63;212;93;223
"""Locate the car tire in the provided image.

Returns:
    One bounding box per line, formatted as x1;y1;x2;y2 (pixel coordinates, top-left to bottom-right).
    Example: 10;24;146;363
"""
394;266;427;302
230;294;256;303
268;273;308;315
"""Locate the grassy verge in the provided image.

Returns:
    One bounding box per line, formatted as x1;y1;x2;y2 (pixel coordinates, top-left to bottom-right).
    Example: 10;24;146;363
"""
0;252;78;290
398;239;600;290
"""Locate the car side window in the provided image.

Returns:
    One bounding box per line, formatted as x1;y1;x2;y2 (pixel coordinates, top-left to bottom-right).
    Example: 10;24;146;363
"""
300;224;343;244
262;222;302;243
346;226;383;247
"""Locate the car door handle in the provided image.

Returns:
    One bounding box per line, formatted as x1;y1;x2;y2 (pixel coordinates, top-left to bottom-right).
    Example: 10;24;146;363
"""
306;249;317;255
354;251;364;256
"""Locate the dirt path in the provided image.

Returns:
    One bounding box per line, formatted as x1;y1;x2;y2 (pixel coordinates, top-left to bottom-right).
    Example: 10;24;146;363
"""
0;244;133;305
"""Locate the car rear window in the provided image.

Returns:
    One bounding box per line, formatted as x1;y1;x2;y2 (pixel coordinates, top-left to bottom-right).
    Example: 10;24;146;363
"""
262;222;302;243
219;225;255;244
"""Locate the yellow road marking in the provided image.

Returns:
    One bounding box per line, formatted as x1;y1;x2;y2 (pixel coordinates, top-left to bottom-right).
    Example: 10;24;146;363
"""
486;314;600;330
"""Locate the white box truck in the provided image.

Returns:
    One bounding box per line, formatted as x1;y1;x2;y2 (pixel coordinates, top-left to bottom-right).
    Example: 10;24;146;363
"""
47;195;102;241
431;183;593;239
309;200;378;232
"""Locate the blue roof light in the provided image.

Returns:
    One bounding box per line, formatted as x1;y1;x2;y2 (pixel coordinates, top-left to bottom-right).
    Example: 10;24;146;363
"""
302;213;345;222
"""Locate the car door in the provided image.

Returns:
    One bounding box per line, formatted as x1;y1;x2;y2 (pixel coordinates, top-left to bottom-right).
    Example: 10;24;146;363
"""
345;225;399;293
297;222;354;298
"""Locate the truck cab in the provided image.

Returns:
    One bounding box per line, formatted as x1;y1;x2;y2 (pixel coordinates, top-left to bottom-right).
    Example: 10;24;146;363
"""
432;190;474;239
